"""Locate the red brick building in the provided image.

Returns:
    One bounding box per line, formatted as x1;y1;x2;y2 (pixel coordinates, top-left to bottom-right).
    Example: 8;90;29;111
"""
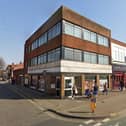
7;63;24;85
24;6;112;98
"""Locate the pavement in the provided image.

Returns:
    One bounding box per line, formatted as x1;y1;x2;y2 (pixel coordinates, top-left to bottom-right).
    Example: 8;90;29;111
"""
9;83;126;120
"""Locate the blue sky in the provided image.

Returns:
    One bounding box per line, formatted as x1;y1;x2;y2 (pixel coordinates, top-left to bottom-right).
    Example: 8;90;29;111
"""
0;0;126;65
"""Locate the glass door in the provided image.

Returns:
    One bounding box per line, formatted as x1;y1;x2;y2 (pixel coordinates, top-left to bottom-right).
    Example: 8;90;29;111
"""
64;77;74;97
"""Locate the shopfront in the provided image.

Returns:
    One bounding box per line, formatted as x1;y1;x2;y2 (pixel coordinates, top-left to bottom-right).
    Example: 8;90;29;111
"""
112;64;126;89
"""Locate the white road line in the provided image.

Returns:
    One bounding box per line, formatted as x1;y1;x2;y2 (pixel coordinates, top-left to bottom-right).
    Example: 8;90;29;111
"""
115;122;120;126
93;122;102;126
84;119;95;124
78;124;83;126
102;118;110;123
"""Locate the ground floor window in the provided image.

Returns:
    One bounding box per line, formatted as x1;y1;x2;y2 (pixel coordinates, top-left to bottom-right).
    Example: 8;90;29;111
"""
85;75;96;90
99;74;109;91
38;75;45;92
31;75;38;89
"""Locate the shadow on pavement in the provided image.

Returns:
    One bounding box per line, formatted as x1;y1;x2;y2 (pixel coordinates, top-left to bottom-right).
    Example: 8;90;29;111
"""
0;82;60;100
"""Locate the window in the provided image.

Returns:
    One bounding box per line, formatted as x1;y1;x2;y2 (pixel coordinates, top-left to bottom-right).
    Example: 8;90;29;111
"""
31;39;39;50
63;21;74;36
38;53;47;64
55;22;61;36
62;20;110;47
98;35;109;47
63;47;74;60
74;49;82;61
98;55;109;65
90;32;96;43
55;48;60;61
31;57;38;66
62;47;82;61
47;48;60;62
48;22;61;40
83;29;90;41
84;52;90;63
83;52;97;64
74;25;82;38
38;32;47;46
91;53;97;64
48;50;55;62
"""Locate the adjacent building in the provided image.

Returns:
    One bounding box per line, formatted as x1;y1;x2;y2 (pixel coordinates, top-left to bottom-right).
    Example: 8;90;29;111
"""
111;39;126;88
24;6;112;98
7;63;24;85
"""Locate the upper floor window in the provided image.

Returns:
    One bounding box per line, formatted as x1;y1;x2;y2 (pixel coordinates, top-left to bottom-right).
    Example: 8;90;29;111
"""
38;53;47;64
62;47;82;61
48;22;61;40
47;48;60;62
83;29;90;41
74;26;82;38
90;32;97;43
63;21;74;36
62;47;74;60
98;55;109;65
98;35;109;47
38;32;47;47
31;40;38;50
83;29;96;43
74;49;82;61
63;21;82;39
63;20;109;46
31;57;38;66
83;52;97;64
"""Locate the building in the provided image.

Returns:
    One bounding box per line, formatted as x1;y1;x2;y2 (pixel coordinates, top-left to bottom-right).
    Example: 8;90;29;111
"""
111;38;126;88
7;63;24;85
24;6;112;98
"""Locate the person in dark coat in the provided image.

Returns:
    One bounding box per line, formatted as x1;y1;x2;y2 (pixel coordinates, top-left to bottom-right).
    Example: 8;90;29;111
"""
120;80;124;91
93;81;98;96
103;82;108;95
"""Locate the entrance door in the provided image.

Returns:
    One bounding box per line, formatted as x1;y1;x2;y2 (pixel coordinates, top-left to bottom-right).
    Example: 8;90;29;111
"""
64;77;74;97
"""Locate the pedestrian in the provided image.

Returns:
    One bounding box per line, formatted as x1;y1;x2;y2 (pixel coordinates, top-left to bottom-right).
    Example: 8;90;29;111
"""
85;83;90;98
93;81;98;96
120;80;124;91
72;85;78;99
90;94;96;113
103;82;108;95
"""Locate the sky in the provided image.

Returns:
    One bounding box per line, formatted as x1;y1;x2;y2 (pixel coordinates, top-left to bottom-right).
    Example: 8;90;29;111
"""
0;0;126;65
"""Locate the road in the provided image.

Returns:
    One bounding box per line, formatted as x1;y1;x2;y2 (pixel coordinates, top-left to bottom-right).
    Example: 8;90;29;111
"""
0;81;126;126
0;81;80;126
102;110;126;126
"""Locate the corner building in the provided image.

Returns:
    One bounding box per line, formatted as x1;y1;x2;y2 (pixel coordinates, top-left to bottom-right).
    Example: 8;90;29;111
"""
24;6;112;98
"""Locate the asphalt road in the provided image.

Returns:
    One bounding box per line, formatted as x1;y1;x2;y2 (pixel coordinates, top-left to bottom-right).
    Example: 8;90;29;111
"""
1;81;126;126
102;110;126;126
0;82;81;126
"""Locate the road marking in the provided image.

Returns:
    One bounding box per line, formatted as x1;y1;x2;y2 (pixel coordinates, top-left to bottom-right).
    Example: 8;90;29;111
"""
115;122;120;126
102;118;110;123
78;124;83;126
93;122;102;126
84;119;95;124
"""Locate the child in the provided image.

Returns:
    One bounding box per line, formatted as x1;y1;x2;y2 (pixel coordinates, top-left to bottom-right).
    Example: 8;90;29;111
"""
90;94;96;113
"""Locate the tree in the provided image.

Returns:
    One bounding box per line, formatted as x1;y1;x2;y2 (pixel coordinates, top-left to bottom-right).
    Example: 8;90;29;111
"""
0;57;6;70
